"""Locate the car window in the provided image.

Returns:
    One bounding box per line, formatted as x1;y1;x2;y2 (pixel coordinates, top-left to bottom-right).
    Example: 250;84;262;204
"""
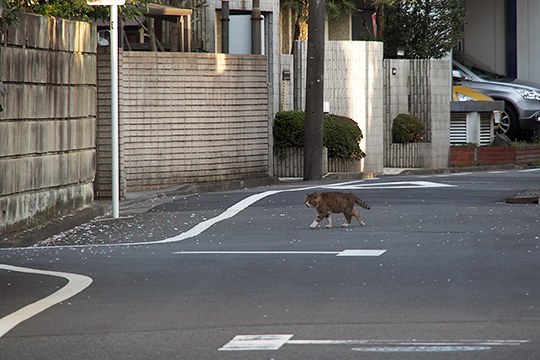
453;51;505;81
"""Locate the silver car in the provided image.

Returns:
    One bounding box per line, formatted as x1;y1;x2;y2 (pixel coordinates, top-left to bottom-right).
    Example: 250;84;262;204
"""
452;51;540;139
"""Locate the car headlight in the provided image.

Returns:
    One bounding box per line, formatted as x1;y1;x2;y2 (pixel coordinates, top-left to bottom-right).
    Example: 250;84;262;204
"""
455;92;475;101
515;88;540;100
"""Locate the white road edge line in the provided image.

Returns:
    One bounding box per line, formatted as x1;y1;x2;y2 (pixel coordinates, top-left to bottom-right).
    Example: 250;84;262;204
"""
0;264;93;338
9;181;354;249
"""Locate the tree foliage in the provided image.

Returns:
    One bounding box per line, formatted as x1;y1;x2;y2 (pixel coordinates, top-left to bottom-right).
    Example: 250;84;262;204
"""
384;0;465;59
281;0;358;52
0;0;24;27
1;0;153;22
364;0;397;40
326;0;356;21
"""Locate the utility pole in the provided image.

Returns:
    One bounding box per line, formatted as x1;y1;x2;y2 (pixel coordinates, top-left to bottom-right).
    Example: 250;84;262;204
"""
251;0;262;54
221;0;229;53
303;0;325;181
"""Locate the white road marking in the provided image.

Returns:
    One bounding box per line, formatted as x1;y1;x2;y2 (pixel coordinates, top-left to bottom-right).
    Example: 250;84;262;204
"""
323;181;456;190
439;172;473;177
352;346;492;352
132;190;282;246
219;334;529;352
336;249;386;256
13;190;281;249
0;264;93;338
173;249;386;257
219;334;294;351
287;339;528;346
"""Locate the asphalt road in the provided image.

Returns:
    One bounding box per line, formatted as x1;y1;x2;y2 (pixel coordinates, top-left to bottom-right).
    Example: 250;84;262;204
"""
1;169;539;359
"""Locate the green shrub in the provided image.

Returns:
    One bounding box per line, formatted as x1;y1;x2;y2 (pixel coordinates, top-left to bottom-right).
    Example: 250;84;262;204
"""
273;111;305;149
273;111;365;159
392;113;425;143
324;114;365;159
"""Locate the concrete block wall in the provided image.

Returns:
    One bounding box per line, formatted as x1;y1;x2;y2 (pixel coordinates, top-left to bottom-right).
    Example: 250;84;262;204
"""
324;41;384;174
279;54;294;111
290;41;384;174
0;13;97;235
383;59;451;168
426;60;451;167
94;49;126;199
96;52;270;194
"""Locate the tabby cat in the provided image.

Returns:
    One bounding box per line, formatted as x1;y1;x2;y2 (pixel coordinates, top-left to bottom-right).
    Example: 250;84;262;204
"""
305;192;370;229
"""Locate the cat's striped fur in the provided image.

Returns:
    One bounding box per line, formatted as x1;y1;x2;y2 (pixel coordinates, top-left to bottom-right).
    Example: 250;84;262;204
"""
305;192;370;228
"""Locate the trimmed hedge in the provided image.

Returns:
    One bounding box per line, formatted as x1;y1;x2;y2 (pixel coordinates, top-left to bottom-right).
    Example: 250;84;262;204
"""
273;111;305;148
391;113;425;143
273;111;365;159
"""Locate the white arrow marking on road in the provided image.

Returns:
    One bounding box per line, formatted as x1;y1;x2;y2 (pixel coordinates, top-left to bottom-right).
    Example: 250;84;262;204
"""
323;180;456;190
173;249;386;257
0;264;93;338
219;334;529;352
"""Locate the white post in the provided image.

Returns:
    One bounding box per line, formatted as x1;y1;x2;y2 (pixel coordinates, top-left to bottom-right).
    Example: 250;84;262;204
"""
110;4;120;218
87;0;124;218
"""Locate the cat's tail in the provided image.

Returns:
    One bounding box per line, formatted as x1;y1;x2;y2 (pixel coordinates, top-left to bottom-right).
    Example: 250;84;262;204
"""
354;196;370;210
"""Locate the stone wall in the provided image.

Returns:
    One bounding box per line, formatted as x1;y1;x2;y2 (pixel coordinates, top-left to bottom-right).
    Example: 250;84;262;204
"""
0;13;97;235
96;51;270;195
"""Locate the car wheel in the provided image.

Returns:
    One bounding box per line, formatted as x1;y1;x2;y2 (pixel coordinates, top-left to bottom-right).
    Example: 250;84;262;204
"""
497;103;518;139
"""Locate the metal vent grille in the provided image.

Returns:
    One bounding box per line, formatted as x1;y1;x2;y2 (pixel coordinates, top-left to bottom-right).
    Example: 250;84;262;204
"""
450;113;467;144
450;112;493;145
479;113;493;146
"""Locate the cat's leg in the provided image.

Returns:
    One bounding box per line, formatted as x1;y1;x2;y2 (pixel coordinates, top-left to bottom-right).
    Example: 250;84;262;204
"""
353;208;365;226
325;214;333;228
342;211;352;227
310;214;325;228
311;212;332;229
